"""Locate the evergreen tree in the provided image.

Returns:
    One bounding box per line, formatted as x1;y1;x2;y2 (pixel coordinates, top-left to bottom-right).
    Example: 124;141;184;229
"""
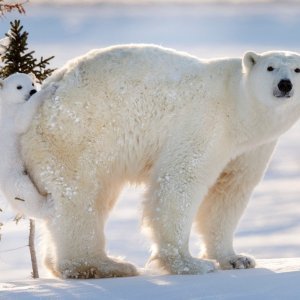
0;20;55;82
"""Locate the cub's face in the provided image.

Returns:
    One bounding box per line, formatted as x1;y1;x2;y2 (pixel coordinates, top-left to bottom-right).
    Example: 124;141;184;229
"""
0;73;37;104
243;51;300;107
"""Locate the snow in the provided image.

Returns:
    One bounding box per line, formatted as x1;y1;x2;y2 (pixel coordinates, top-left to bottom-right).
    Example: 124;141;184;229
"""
1;259;300;299
1;2;300;299
0;266;296;299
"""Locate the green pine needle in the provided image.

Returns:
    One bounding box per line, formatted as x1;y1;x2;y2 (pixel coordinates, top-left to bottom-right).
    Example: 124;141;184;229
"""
0;19;55;82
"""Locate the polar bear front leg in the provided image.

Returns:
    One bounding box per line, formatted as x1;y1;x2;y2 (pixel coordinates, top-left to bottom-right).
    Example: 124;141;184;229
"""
196;141;277;270
144;178;215;274
143;136;227;275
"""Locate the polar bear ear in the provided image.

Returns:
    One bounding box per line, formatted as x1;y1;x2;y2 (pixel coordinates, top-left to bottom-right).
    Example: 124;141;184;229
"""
243;51;259;72
29;72;37;82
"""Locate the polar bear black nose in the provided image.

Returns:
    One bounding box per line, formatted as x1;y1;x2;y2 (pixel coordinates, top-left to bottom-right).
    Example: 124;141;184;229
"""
30;89;37;96
278;79;293;93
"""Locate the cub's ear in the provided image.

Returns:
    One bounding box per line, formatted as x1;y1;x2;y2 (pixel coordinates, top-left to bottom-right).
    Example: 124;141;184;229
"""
29;72;37;82
243;51;260;72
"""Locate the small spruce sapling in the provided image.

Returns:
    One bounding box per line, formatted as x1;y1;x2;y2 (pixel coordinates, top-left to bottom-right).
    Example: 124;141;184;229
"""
0;19;55;82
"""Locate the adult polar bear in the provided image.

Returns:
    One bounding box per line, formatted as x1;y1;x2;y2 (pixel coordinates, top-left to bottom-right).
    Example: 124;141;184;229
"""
21;45;300;278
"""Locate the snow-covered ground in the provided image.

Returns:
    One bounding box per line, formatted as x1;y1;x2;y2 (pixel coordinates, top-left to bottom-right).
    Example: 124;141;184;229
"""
1;259;300;299
1;2;300;299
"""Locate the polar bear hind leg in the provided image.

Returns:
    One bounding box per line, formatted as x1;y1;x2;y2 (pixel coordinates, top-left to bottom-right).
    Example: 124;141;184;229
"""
45;181;138;279
196;141;277;269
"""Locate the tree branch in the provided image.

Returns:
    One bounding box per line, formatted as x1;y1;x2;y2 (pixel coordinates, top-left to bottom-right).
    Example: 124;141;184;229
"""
0;1;27;15
29;219;39;279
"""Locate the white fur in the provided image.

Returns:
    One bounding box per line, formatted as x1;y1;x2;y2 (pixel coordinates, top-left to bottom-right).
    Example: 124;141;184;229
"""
21;45;300;278
0;73;54;219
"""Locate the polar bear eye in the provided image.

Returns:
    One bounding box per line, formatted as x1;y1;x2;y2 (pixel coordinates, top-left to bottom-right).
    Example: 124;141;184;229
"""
267;66;274;72
17;85;23;90
295;68;300;73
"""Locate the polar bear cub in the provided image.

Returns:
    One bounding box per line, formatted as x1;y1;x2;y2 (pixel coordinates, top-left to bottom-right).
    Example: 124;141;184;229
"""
0;73;54;219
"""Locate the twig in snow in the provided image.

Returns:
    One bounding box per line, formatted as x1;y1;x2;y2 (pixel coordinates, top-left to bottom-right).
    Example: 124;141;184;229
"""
29;219;39;278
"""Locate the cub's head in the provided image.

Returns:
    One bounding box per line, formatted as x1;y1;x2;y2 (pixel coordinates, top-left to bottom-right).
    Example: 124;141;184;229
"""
0;73;37;104
243;51;300;106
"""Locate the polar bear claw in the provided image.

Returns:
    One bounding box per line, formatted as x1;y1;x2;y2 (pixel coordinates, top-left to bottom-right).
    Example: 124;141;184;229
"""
223;254;256;270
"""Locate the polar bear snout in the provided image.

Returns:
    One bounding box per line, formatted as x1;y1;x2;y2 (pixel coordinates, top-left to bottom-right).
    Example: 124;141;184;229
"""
278;79;293;94
25;89;37;101
274;79;293;98
29;89;37;96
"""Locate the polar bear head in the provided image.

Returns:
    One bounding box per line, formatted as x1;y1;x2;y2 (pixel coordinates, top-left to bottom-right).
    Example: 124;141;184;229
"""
0;73;37;104
243;51;300;106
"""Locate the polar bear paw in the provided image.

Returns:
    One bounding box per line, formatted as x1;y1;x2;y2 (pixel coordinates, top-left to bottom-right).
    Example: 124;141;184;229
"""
63;267;100;279
97;258;139;278
148;253;217;275
218;254;256;270
60;257;139;279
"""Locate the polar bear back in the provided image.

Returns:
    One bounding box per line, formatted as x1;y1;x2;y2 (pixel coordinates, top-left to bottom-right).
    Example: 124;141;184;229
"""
43;45;241;139
44;44;241;110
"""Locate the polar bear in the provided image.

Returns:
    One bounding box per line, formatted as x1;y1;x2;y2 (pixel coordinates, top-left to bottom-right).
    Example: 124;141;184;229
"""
21;45;300;278
0;73;54;219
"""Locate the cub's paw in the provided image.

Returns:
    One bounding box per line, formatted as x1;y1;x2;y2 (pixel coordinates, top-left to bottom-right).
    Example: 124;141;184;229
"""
48;82;59;94
218;254;256;270
13;192;54;220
